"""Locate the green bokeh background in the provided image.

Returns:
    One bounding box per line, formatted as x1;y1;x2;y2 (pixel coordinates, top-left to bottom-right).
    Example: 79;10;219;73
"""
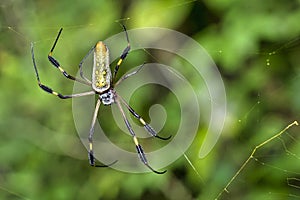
1;0;300;199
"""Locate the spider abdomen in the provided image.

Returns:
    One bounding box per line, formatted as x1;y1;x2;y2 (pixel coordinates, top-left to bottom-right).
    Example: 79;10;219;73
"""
92;41;112;93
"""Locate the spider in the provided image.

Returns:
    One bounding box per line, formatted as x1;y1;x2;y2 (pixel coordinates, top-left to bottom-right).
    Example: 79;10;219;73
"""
30;25;171;174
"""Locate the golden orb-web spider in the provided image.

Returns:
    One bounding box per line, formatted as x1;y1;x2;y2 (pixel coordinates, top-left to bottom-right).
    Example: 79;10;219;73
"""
30;25;171;174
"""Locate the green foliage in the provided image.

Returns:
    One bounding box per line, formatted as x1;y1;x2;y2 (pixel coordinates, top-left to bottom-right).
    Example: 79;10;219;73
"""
0;0;299;199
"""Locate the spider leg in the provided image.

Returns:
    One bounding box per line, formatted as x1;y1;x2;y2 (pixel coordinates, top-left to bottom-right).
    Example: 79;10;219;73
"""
118;95;171;140
31;43;95;99
114;63;145;86
47;28;90;85
78;46;94;84
88;98;117;167
116;98;166;174
113;24;131;81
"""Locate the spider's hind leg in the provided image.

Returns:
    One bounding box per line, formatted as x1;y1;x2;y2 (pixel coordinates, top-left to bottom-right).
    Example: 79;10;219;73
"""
88;98;117;167
118;95;172;140
115;98;166;174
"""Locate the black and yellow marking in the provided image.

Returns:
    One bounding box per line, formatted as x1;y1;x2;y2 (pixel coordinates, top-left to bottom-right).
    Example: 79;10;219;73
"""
117;58;123;67
116;99;166;174
31;44;72;99
87;99;116;167
31;42;95;99
119;97;171;140
88;98;100;166
47;28;89;85
113;25;131;80
31;25;167;173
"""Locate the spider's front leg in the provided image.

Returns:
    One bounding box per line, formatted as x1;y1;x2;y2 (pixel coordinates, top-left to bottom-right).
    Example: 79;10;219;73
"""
113;25;131;81
31;43;95;99
47;28;89;85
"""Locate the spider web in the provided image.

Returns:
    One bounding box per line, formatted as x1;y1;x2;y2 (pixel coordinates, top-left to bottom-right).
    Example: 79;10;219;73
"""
1;0;300;199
